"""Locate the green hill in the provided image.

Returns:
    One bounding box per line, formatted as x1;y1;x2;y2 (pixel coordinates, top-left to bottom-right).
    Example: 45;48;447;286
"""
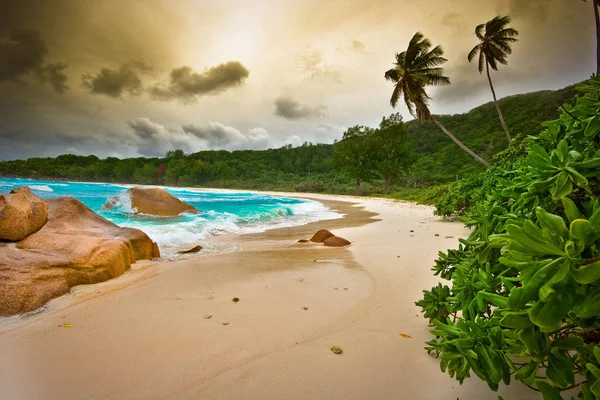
0;83;578;194
403;84;577;185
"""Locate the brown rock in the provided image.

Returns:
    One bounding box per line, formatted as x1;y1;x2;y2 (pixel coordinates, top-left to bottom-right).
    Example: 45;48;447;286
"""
297;239;310;243
324;236;351;247
0;196;159;317
103;187;199;217
310;229;335;243
178;245;202;254
0;186;48;241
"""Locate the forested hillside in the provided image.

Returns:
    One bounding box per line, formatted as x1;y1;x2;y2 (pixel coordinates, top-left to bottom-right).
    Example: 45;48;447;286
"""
0;84;577;194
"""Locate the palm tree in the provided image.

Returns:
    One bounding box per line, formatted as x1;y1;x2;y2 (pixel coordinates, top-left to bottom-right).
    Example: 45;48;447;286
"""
583;0;600;76
385;32;490;167
468;16;519;144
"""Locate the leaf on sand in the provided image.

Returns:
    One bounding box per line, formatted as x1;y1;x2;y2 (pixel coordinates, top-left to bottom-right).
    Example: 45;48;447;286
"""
399;333;412;339
331;346;343;354
59;323;73;328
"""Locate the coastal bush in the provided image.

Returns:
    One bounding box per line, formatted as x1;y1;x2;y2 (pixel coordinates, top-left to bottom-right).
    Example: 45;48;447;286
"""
416;78;600;399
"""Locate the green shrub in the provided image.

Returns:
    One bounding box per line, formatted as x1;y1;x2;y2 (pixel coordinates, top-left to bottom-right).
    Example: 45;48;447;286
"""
416;78;600;399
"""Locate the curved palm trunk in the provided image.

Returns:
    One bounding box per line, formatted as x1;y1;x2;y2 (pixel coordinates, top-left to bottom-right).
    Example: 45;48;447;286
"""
486;62;511;143
594;0;600;76
431;118;491;168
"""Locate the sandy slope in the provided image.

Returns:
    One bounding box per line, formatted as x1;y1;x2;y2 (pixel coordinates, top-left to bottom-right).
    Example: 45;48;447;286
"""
0;194;538;399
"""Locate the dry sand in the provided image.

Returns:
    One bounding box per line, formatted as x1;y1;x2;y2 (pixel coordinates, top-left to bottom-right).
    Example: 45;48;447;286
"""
0;194;539;399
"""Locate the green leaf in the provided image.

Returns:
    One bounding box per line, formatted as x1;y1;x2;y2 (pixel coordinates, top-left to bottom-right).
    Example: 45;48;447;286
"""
584;114;600;136
564;166;588;187
570;219;596;248
535;207;568;238
594;346;600;363
518;327;540;355
553;336;584;350
586;363;600;379
514;360;538;381
505;224;565;256
535;380;563;400
547;348;575;388
500;312;533;329
529;290;576;331
551;171;573;200
573;286;600;318
561;197;581;223
572;260;600;285
478;292;509;308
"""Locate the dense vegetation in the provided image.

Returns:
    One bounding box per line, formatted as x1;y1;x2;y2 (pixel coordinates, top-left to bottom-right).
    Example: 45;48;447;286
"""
416;78;600;399
0;84;577;195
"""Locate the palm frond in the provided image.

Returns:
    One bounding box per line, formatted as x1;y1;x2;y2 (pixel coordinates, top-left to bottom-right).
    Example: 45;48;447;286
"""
390;83;404;108
467;45;480;63
385;68;400;82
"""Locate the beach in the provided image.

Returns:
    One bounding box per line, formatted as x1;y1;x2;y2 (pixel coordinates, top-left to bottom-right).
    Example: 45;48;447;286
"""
0;194;538;400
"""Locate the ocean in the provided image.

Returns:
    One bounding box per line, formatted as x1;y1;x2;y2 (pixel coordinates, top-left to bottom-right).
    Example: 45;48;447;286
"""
0;178;340;256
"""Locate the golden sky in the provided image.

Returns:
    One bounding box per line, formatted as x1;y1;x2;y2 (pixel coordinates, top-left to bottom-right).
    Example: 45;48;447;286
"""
0;0;595;159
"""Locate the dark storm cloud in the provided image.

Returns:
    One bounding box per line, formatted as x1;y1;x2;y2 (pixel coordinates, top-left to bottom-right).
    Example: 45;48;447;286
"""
0;29;69;93
505;0;550;22
150;62;250;101
82;62;151;98
38;62;69;93
274;96;326;120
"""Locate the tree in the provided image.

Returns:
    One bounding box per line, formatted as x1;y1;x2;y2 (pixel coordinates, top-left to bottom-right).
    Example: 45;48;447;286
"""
468;16;519;143
332;125;375;194
385;32;490;167
583;0;600;76
373;113;411;194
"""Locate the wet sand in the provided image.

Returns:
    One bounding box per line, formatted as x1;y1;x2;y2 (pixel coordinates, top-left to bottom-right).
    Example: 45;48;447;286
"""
0;195;538;399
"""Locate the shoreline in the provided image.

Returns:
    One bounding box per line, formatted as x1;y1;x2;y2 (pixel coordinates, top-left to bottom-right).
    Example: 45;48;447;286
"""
0;193;538;399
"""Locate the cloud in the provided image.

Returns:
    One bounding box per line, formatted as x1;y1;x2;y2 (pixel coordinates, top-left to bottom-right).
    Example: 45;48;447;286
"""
127;118;203;157
38;62;69;93
82;62;150;98
182;122;275;150
296;51;342;82
505;0;550;22
0;29;69;93
338;40;371;55
274;96;327;120
150;62;249;101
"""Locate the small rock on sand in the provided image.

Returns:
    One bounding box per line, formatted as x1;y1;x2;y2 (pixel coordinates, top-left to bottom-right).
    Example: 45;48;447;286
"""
330;346;343;355
310;229;335;243
434;233;440;237
297;239;310;243
232;297;240;303
324;236;351;247
222;322;230;326
203;314;212;319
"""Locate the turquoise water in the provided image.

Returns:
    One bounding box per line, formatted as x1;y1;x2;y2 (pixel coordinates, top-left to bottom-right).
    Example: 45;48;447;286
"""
0;178;339;254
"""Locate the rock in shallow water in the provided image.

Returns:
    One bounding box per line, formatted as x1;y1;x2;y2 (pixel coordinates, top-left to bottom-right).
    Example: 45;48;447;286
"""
103;187;200;217
0;196;160;317
0;186;48;241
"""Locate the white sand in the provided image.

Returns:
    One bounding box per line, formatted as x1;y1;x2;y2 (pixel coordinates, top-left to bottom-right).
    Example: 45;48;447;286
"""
0;194;538;399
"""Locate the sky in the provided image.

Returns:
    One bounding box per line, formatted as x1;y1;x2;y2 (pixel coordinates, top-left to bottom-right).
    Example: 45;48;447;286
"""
0;0;596;160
